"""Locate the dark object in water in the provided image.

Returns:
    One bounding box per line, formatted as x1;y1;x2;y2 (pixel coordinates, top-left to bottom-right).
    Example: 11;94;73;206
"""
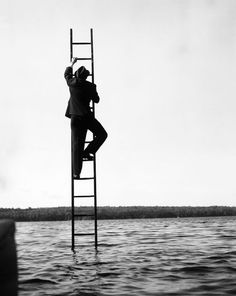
0;219;18;296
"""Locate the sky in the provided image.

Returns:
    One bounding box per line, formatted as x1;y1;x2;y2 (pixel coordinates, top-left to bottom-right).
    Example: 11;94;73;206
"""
1;0;236;208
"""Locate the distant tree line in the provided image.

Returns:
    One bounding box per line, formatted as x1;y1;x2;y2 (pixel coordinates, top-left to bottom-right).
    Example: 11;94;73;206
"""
0;206;236;222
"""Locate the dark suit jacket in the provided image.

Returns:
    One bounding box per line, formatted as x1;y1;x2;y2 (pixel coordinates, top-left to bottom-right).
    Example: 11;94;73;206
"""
64;67;100;118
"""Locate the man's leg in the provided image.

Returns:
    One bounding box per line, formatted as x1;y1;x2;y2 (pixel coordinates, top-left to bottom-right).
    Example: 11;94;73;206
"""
83;116;108;156
71;116;87;176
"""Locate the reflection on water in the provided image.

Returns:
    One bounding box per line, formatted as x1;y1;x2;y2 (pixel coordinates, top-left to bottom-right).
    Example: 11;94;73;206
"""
16;217;236;295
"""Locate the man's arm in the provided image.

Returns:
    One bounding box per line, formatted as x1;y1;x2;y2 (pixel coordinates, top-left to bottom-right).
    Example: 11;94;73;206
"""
92;85;100;103
64;67;73;85
64;58;78;86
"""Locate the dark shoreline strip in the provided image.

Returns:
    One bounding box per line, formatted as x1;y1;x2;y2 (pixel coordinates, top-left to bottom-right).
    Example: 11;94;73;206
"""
0;206;236;222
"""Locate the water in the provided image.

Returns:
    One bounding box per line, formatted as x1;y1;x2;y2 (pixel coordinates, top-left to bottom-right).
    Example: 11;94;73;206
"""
16;217;236;295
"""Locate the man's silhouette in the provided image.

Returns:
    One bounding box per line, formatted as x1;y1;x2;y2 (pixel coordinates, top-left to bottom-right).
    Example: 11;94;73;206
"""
65;58;107;179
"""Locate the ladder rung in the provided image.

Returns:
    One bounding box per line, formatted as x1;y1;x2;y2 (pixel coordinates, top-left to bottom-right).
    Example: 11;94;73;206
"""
78;177;94;180
76;58;92;60
72;42;91;45
85;141;92;144
83;158;94;162
71;73;93;77
74;233;95;236
74;195;94;198
74;214;94;217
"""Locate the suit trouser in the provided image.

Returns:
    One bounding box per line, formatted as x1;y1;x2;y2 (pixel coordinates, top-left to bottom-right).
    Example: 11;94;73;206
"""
71;114;108;175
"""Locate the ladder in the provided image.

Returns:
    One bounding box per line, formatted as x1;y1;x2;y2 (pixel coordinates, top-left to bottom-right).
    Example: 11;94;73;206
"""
70;28;98;251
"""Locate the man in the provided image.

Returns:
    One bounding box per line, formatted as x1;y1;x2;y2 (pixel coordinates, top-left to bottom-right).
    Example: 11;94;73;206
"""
64;58;107;179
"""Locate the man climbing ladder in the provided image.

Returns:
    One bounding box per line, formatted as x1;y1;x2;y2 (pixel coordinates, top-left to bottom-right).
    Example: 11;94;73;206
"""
64;58;107;178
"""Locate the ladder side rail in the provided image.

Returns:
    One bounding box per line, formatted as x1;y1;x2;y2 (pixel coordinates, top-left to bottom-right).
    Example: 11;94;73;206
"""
94;155;98;249
90;28;98;249
90;29;95;99
71;132;75;251
70;28;73;62
70;28;75;250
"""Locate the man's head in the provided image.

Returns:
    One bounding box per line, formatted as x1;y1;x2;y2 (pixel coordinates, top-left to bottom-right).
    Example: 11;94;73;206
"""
75;66;90;80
